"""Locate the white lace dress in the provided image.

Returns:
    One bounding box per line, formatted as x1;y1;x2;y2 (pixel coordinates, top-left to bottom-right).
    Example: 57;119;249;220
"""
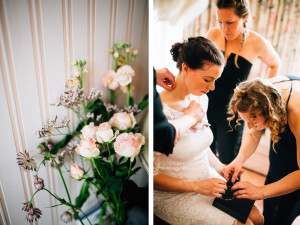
154;94;236;225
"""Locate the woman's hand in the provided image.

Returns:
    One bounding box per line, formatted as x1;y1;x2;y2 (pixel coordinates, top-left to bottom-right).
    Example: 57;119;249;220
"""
222;157;244;183
192;178;227;198
231;181;265;200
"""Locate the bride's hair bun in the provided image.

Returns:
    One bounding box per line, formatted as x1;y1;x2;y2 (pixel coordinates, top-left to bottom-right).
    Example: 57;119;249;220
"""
169;36;225;71
170;42;183;63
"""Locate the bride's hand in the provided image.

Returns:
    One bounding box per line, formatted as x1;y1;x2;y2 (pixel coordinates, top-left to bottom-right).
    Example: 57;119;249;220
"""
192;178;227;198
222;159;244;183
183;100;205;125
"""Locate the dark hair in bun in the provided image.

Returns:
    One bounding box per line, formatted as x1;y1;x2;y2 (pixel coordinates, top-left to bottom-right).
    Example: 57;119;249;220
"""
216;0;249;18
170;36;225;71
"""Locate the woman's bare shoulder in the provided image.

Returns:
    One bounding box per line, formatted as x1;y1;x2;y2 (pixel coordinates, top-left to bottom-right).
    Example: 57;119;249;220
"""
248;30;273;50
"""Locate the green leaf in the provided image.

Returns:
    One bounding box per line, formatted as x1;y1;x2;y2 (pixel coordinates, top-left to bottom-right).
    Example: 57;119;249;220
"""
119;157;128;164
93;156;103;160
41;159;46;166
129;97;134;106
140;147;146;154
142;94;148;101
107;177;123;191
129;167;141;176
116;166;129;178
75;180;90;208
76;120;85;132
138;100;148;111
87;99;109;121
52;134;74;154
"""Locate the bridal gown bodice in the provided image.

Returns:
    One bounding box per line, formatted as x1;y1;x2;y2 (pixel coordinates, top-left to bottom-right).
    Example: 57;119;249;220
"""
154;94;236;225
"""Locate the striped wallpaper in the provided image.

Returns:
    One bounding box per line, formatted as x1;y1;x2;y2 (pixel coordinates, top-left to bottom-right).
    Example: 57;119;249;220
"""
0;0;148;224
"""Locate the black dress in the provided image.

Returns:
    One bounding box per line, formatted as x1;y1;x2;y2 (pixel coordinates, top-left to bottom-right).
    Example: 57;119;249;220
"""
263;75;300;225
207;53;252;164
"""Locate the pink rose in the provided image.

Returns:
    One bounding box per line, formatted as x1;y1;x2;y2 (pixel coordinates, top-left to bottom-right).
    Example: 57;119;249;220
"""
109;112;136;130
113;132;145;161
102;70;119;90
75;138;100;158
81;123;97;140
117;65;135;86
70;164;84;180
96;122;118;144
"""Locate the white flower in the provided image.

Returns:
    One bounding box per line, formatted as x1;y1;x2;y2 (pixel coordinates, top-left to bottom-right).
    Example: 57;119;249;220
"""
70;164;84;180
60;211;73;223
114;133;145;161
102;70;119;90
81;123;97;140
96;122;119;143
75;138;100;158
116;65;135;86
109;112;136;130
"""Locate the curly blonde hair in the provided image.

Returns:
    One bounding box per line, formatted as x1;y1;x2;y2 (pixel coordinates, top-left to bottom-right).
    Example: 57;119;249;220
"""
227;79;287;150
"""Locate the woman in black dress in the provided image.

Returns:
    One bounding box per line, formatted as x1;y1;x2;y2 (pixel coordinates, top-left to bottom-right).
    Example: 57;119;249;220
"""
224;75;300;225
207;0;280;164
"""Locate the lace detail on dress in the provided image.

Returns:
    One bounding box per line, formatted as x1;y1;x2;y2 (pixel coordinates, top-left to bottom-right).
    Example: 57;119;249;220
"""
153;152;161;176
162;95;211;137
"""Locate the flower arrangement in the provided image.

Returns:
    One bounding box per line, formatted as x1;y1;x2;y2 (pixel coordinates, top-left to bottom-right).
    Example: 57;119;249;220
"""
17;43;148;225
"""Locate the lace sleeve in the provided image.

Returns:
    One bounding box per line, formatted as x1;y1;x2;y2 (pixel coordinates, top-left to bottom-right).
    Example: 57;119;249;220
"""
153;151;162;176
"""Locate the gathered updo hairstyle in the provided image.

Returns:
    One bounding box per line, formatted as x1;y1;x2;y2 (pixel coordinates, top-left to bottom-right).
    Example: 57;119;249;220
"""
216;0;249;18
170;36;225;71
216;0;250;68
227;79;287;150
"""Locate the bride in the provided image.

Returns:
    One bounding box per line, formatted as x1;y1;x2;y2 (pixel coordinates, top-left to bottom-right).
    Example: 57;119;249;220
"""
154;36;263;225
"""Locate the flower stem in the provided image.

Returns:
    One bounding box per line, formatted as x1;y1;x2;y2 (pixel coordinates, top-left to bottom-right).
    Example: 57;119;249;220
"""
112;191;120;224
114;58;119;72
126;84;131;106
79;209;93;225
89;182;115;219
30;153;45;159
126;53;129;65
29;190;40;203
106;143;113;171
110;90;115;105
91;158;104;179
42;188;61;201
36;160;44;176
82;102;88;126
49;154;84;225
127;159;132;178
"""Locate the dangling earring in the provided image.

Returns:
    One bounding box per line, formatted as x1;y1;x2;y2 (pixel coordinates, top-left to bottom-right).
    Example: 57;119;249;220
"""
234;20;248;68
241;21;248;49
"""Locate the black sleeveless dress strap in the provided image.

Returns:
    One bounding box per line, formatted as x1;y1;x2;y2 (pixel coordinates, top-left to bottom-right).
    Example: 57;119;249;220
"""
263;75;300;225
